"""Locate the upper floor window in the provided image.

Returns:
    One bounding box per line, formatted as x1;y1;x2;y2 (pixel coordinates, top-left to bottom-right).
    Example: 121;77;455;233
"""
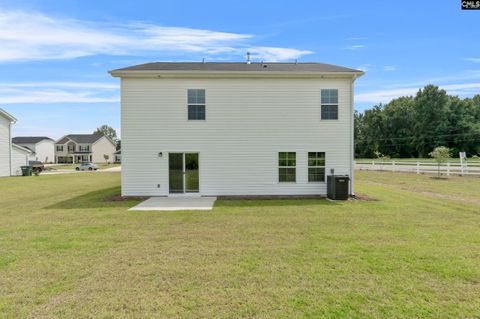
68;145;75;152
188;89;206;120
79;145;90;152
56;145;63;151
278;152;296;182
321;89;338;120
308;152;326;182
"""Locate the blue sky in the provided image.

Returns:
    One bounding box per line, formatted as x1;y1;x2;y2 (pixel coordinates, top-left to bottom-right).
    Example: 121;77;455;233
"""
1;0;479;139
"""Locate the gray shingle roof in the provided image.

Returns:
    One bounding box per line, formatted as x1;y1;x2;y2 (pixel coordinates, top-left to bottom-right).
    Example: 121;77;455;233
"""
12;136;53;144
110;62;363;74
58;134;104;144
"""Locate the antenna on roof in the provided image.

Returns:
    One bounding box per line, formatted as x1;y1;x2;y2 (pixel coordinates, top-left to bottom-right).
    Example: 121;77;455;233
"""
246;52;251;64
202;58;205;64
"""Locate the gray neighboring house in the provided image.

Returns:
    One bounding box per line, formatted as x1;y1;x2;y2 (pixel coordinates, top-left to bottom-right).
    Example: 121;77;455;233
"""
12;136;55;163
55;134;117;164
114;150;121;163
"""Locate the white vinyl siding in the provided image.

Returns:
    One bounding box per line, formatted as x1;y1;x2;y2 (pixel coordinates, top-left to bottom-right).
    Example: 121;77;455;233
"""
0;115;11;177
17;140;55;163
11;146;29;176
120;77;353;196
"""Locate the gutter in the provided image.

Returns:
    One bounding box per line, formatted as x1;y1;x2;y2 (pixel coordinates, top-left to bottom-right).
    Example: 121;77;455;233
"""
109;70;365;79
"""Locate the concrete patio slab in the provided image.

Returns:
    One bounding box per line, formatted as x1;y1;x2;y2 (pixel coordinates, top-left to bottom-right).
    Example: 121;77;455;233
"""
129;196;217;211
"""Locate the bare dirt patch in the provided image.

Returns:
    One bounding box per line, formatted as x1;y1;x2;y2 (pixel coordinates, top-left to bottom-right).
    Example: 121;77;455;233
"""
354;193;379;201
106;195;149;202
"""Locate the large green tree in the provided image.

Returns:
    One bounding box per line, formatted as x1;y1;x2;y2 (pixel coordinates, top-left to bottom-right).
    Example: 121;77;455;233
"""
355;86;480;158
94;125;118;143
412;85;449;157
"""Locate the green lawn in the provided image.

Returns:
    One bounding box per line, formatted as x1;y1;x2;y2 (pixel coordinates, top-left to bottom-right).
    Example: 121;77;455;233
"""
0;172;479;318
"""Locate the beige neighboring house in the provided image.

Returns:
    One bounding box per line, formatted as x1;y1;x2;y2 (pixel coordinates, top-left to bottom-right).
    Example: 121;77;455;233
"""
12;136;55;163
0;107;31;177
55;134;116;164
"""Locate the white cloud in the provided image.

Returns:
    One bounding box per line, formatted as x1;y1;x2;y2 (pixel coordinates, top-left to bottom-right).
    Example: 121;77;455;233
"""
464;58;480;63
383;65;397;71
247;47;313;62
0;9;312;62
356;82;480;104
344;45;366;50
0;82;119;104
356;64;372;72
1;82;118;89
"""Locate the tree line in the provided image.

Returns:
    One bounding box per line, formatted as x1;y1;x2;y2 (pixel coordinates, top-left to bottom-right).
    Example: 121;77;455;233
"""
355;85;480;158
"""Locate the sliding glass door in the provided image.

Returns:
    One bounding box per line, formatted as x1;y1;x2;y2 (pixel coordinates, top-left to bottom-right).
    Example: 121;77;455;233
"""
169;153;199;194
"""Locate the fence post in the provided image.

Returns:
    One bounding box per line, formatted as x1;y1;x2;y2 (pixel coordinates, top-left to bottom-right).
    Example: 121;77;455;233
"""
416;161;420;174
392;160;396;172
447;162;450;176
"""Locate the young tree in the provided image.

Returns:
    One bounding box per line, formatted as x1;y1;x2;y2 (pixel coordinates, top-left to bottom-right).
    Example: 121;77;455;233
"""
103;154;109;164
428;146;451;178
94;125;118;143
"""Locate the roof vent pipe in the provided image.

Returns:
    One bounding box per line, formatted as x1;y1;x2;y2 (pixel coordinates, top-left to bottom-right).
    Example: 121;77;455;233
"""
246;52;251;64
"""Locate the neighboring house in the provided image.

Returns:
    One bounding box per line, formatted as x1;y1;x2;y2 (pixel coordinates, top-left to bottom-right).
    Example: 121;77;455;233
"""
0;108;16;177
0;108;31;176
114;150;121;163
55;134;116;164
110;62;363;197
12;136;55;163
10;143;31;176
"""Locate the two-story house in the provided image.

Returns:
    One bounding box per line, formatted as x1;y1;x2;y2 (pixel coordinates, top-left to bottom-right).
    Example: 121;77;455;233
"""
110;62;363;197
55;134;117;164
11;136;55;163
0;108;31;176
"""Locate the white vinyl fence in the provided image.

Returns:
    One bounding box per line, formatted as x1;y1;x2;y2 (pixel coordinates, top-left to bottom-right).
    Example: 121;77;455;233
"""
355;160;480;176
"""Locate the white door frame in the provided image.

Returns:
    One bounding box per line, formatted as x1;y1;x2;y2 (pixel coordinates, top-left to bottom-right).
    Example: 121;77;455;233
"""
168;152;200;196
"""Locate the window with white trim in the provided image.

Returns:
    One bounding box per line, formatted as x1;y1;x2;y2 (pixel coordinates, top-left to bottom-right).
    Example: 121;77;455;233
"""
321;89;338;120
188;89;206;120
308;152;326;182
279;152;296;182
56;145;63;151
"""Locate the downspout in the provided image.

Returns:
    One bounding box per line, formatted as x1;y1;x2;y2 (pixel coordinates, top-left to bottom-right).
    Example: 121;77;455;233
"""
8;122;12;175
8;117;16;175
350;75;356;195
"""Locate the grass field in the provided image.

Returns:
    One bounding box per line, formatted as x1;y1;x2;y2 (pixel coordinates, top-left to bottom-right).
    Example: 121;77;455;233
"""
0;171;479;318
